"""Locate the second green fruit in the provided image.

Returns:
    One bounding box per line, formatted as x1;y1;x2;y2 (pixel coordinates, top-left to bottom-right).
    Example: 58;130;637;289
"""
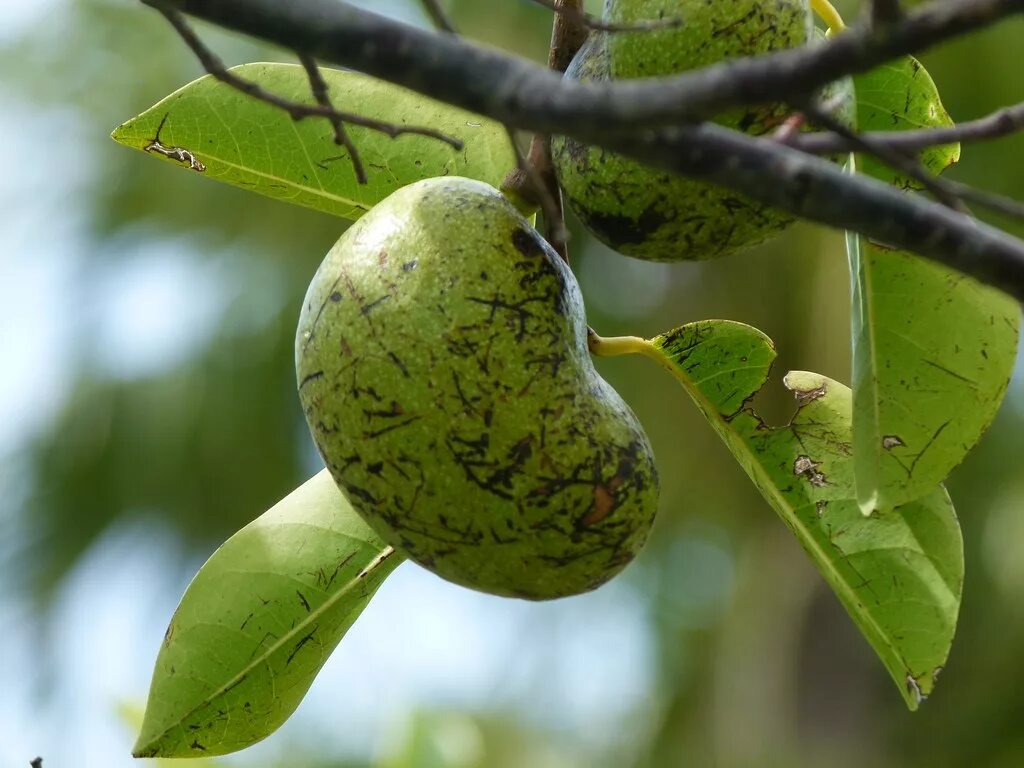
554;0;821;261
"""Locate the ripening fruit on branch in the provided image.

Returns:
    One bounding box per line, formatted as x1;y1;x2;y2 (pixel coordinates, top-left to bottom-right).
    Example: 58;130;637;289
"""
554;0;853;262
296;177;660;600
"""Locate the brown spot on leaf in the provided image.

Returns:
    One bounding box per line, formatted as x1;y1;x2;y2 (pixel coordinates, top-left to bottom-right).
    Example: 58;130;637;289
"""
793;382;827;405
794;455;828;487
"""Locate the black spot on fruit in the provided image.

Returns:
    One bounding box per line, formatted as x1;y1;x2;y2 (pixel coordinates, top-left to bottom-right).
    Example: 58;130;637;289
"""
511;227;545;259
579;204;670;249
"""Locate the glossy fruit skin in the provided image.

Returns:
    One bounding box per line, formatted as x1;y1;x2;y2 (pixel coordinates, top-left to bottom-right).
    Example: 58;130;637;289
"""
554;0;840;262
296;177;659;600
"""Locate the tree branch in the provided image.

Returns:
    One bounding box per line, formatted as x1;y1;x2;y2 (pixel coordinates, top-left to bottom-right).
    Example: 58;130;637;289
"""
159;0;1024;131
617;123;1024;298
146;0;1024;300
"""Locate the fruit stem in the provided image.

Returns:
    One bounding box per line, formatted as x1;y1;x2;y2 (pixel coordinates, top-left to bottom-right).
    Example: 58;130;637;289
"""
811;0;846;34
588;329;661;362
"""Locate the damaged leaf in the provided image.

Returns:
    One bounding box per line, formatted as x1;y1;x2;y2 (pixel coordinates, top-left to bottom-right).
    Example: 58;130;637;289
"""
111;63;515;221
649;320;963;709
848;57;1020;513
134;471;402;758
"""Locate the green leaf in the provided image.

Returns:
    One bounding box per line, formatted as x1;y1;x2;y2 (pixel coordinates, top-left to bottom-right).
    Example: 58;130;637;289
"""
647;320;963;709
849;57;1020;512
854;58;960;184
133;471;402;758
111;63;516;221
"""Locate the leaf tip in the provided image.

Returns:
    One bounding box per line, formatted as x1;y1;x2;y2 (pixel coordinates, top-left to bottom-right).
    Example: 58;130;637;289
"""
131;731;198;760
110;118;139;148
131;718;178;759
130;736;158;759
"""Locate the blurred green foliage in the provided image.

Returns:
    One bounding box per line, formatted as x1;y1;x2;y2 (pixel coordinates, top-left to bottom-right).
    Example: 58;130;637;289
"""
4;0;1024;766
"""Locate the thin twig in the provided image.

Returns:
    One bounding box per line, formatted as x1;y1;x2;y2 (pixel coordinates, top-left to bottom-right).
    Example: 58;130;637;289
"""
798;101;1024;220
144;0;464;156
529;0;592;257
935;178;1024;220
798;99;971;212
297;53;367;183
500;0;591;259
417;0;568;254
789;100;1024;155
420;0;456;33
526;0;682;32
514;134;569;257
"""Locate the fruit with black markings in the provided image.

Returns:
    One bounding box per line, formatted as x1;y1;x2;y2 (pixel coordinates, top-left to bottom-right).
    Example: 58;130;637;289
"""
296;177;659;600
553;0;852;261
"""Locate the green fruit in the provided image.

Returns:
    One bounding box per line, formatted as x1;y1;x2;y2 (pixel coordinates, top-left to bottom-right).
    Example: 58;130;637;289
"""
553;1;846;262
296;177;660;600
605;0;811;80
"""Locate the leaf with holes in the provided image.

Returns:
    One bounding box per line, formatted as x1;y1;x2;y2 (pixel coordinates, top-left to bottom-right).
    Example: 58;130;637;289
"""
647;320;962;709
133;471;402;758
848;57;1019;513
111;63;516;221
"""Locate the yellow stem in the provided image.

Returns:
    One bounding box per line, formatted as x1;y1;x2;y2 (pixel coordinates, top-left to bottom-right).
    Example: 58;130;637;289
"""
588;330;663;363
811;0;846;34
